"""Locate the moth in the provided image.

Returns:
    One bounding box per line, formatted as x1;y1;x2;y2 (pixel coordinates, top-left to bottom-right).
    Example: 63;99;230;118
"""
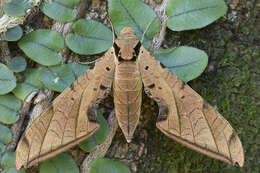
16;27;244;169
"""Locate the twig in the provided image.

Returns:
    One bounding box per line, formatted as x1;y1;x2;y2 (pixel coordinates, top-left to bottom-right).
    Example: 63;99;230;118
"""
0;40;11;63
81;110;118;173
151;0;168;50
4;91;38;153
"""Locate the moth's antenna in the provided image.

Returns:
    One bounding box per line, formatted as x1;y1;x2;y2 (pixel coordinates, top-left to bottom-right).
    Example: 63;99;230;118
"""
141;16;157;44
108;17;115;43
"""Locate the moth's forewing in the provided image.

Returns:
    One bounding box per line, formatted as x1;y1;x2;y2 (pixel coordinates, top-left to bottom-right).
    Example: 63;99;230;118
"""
138;46;244;167
15;48;116;169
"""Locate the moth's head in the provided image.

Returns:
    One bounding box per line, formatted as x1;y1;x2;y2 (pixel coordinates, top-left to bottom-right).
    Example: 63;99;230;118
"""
114;27;141;61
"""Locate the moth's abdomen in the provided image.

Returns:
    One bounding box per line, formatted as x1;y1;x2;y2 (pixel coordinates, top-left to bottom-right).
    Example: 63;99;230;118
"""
114;62;142;142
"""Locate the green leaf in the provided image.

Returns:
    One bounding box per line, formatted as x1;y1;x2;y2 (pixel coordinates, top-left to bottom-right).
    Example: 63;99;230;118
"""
0;64;16;95
12;68;44;100
2;168;25;173
18;29;64;66
89;158;131;173
40;153;79;173
79;111;109;152
2;26;23;41
40;0;80;22
108;0;159;46
66;19;113;55
154;46;208;82
3;0;32;17
67;62;89;77
167;0;227;31
1;152;15;169
7;56;27;72
39;64;75;92
0;94;21;124
0;142;6;153
0;125;12;145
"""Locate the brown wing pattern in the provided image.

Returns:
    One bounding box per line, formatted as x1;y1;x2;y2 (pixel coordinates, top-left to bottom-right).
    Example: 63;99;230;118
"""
138;46;244;166
16;48;116;169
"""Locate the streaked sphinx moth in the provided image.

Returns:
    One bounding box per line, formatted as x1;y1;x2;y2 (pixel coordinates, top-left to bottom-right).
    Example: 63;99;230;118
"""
16;27;244;169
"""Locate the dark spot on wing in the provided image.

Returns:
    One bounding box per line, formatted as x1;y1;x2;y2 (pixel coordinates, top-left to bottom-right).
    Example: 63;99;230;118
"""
100;84;107;90
148;83;155;89
181;95;185;99
160;62;166;68
106;67;110;71
145;66;149;70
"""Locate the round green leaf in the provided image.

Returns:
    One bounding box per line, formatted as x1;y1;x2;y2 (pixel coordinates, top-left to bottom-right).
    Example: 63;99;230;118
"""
2;26;23;41
167;0;227;31
3;0;32;17
18;29;64;66
66;19;113;55
1;152;15;169
108;0;159;46
40;0;80;22
7;56;27;72
0;125;12;145
89;158;131;173
67;62;89;77
2;168;25;173
0;142;6;153
79;111;109;152
12;68;44;100
0;64;16;95
155;46;208;83
39;64;76;92
0;94;21;124
40;153;79;173
79;137;96;152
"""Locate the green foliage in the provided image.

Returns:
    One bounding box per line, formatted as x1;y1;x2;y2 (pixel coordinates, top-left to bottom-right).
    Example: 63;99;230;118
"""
89;158;131;173
12;68;44;100
0;125;12;145
39;63;89;92
2;168;25;173
0;152;25;173
66;19;113;55
166;0;227;31
7;56;27;73
108;0;159;46
1;152;15;169
155;47;208;83
40;153;79;173
0;64;16;95
67;62;89;77
1;26;23;41
79;110;109;152
0;94;21;124
0;142;6;153
40;0;80;22
18;29;64;66
3;0;31;17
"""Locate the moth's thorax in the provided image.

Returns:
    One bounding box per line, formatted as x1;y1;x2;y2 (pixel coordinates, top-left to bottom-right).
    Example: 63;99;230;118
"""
115;27;139;60
113;60;142;142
